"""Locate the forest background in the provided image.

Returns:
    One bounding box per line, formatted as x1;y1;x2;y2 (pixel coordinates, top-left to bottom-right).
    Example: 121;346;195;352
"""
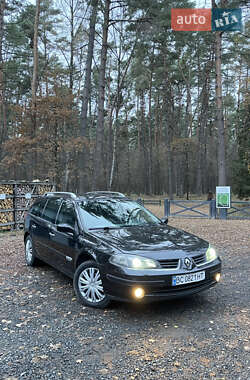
0;0;249;198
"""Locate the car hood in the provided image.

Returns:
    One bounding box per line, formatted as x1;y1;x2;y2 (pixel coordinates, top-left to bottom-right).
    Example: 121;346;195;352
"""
89;224;208;259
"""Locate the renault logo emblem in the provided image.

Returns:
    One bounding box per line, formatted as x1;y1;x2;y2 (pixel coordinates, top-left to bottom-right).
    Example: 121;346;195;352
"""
183;257;194;270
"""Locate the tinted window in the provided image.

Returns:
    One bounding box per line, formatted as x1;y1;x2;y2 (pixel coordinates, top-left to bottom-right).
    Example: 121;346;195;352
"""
42;198;62;224
56;200;76;228
78;199;160;229
29;198;47;217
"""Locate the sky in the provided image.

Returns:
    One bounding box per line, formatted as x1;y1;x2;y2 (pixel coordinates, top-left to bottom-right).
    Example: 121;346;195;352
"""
196;0;211;7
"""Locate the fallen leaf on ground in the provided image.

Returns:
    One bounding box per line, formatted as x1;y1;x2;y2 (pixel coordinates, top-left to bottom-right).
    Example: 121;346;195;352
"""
50;343;61;350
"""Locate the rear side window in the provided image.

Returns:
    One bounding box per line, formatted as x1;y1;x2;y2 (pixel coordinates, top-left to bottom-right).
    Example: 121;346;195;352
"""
29;198;47;217
42;198;62;224
56;200;76;228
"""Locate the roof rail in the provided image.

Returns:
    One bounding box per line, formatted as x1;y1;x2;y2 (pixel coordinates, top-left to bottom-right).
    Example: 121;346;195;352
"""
44;192;78;199
84;191;126;198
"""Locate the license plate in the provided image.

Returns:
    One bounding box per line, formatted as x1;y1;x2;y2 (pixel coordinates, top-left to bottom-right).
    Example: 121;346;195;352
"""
172;271;205;286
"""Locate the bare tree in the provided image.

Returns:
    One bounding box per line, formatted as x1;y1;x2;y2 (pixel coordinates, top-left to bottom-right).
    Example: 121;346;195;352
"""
92;0;111;190
58;0;88;93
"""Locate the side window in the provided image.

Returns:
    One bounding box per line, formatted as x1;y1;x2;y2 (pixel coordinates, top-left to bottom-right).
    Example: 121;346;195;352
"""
29;198;47;217
42;198;62;224
56;200;76;229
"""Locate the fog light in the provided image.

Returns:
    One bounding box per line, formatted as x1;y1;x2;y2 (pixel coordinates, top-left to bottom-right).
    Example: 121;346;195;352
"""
214;273;221;282
133;287;145;299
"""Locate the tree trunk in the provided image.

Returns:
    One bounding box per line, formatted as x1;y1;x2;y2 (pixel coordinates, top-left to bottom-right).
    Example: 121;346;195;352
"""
53;121;60;190
186;82;192;138
64;151;70;191
0;0;6;152
43;28;49;97
167;141;173;199
69;0;74;91
79;0;98;193
139;90;150;194
196;58;212;195
178;61;192;138
108;116;117;190
147;69;153;195
30;0;40;178
163;64;174;199
80;0;98;137
215;30;226;186
212;0;227;186
124;111;131;194
108;33;135;190
31;0;40;133
108;73;121;191
185;151;189;200
155;103;161;195
92;0;110;190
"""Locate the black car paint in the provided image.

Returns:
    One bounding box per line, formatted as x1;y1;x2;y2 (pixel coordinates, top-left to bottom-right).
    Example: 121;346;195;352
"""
24;194;222;303
90;225;221;302
88;224;209;256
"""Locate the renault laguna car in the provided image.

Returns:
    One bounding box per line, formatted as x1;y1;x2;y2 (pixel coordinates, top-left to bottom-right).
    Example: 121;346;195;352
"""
24;191;222;308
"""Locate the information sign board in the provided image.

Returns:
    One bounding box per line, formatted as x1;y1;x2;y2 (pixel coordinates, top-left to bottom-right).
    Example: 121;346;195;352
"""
216;186;231;208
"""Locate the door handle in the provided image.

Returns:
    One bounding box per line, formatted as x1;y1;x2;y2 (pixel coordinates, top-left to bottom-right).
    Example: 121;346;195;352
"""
31;224;37;229
49;231;55;237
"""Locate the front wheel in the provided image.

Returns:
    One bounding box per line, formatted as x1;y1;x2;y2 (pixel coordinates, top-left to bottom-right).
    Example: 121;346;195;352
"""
25;236;39;266
73;261;110;308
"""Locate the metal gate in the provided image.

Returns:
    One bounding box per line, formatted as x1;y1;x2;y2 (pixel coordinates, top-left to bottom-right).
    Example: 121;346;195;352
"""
165;200;215;218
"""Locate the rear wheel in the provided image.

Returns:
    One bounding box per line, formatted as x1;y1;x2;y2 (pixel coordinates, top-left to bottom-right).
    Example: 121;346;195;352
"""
25;236;39;266
73;261;110;308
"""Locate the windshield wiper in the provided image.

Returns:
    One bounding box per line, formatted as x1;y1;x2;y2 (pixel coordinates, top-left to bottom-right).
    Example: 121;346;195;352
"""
89;223;158;230
88;226;120;231
119;223;156;227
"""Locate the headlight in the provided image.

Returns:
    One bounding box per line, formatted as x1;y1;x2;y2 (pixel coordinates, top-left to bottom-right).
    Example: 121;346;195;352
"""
206;246;218;262
109;254;160;269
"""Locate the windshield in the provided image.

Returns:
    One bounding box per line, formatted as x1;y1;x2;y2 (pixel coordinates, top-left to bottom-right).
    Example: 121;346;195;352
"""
78;199;160;230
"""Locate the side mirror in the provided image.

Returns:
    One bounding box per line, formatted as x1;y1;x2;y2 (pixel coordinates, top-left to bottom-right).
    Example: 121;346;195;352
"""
57;223;75;235
161;217;168;225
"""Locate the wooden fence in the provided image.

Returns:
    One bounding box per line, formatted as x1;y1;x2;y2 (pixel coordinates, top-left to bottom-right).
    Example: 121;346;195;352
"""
0;181;54;230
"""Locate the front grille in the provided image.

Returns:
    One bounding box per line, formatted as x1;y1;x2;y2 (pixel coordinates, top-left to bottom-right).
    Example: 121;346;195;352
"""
193;253;206;266
158;259;179;269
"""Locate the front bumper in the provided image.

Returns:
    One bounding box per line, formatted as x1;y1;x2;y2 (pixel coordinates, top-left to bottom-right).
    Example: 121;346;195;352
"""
102;259;222;303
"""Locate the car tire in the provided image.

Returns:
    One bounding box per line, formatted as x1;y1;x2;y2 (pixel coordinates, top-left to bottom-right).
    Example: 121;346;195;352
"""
73;261;110;308
25;236;39;266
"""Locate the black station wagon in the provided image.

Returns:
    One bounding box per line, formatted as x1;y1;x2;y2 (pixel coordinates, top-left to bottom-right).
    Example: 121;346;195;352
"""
24;192;222;308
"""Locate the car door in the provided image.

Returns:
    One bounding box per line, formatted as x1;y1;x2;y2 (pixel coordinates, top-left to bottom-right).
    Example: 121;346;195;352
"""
28;198;49;259
38;197;62;265
48;200;78;276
